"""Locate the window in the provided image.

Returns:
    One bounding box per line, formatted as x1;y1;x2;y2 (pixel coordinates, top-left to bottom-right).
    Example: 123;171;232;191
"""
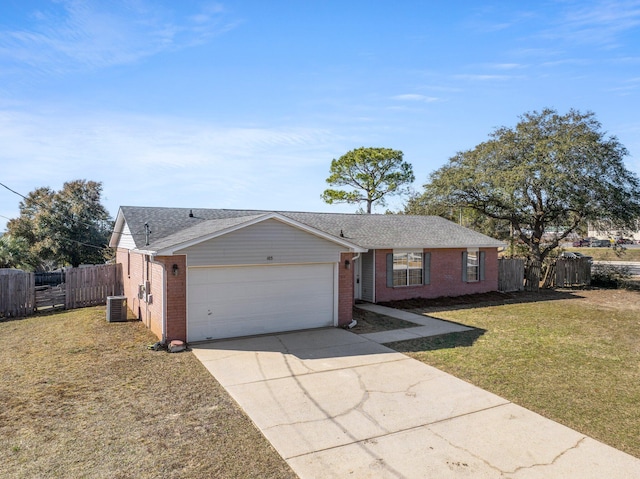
466;251;479;282
386;251;431;288
462;249;485;282
392;252;423;286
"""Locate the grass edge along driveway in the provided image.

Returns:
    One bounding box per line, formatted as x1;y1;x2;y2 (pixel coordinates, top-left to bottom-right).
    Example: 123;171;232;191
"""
383;289;640;459
0;307;297;479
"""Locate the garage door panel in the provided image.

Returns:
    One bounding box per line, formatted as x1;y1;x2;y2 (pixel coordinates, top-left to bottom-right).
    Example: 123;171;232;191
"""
187;264;335;341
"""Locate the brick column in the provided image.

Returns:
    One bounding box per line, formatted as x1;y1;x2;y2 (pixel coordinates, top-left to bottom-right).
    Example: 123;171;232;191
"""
155;255;187;342
338;252;355;327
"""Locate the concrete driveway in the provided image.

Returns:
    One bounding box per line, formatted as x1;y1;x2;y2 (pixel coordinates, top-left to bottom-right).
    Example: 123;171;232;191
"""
192;328;640;478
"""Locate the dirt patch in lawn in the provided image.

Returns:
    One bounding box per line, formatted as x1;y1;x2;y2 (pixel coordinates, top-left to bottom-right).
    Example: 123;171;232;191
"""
350;306;419;334
381;288;640;315
570;288;640;311
0;307;296;479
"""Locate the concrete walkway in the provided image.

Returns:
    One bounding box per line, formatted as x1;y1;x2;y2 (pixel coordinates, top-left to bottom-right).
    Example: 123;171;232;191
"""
355;303;472;343
192;328;640;479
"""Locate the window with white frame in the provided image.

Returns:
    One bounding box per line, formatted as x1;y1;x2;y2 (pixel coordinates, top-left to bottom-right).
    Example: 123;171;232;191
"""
393;252;423;286
466;251;479;282
462;249;485;283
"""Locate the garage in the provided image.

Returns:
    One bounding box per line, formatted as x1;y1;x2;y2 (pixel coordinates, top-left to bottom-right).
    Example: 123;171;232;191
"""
187;263;336;341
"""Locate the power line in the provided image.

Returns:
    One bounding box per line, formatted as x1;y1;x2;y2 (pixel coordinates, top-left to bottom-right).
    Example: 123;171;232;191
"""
0;181;30;201
0;180;112;251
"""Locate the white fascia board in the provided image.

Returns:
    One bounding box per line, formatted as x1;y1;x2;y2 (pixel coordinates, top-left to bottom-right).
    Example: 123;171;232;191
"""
384;242;507;250
109;208;126;248
155;212;367;256
133;248;157;256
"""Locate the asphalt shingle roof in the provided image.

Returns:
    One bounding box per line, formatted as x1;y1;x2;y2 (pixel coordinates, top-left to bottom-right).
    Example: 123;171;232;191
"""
114;206;504;252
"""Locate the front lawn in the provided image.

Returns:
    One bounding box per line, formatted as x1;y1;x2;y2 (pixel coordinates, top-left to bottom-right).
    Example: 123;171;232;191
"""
564;246;640;261
384;289;640;459
0;308;296;479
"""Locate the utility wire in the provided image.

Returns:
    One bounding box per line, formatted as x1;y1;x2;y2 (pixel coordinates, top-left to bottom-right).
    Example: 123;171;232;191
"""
1;181;144;239
0;180;112;251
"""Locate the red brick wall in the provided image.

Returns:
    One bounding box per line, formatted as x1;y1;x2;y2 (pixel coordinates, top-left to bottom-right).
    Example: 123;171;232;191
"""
337;252;354;326
374;248;499;303
154;255;187;342
116;248;145;322
115;249;187;342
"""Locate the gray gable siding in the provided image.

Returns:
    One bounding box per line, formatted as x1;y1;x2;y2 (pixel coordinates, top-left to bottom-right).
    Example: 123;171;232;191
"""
176;219;347;267
360;250;375;302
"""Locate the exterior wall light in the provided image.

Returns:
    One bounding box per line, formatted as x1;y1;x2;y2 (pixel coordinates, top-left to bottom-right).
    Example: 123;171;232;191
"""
344;259;351;270
172;264;179;276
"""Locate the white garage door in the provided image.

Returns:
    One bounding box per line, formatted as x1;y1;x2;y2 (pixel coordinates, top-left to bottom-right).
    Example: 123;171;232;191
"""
187;263;335;341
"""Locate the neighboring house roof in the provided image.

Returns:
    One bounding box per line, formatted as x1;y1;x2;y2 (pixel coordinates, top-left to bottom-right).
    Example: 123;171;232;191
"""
110;206;505;253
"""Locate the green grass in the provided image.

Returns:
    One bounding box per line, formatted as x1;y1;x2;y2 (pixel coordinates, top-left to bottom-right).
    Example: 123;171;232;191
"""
0;307;296;479
385;290;640;458
563;246;640;261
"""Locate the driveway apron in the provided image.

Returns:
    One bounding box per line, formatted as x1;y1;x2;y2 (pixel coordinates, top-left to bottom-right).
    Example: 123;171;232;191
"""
191;328;640;479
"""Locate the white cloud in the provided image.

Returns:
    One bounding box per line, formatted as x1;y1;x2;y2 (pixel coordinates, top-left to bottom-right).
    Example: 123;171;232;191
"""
487;63;526;70
0;0;236;74
391;94;440;103
544;0;640;48
0;108;343;222
453;74;516;82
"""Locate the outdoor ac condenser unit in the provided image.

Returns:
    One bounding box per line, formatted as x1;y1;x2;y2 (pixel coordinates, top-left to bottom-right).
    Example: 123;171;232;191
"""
106;295;128;322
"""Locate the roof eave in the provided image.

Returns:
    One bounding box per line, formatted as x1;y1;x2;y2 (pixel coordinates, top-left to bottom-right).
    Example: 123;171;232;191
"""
108;208;126;248
154;212;367;255
368;242;507;250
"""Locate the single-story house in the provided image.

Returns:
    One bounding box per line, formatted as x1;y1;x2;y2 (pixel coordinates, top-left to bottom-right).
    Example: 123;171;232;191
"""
109;207;505;343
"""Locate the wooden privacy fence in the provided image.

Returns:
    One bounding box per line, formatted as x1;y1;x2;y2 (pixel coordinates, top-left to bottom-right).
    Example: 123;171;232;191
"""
544;258;591;288
65;264;123;309
498;258;525;292
524;260;542;292
499;257;592;292
0;269;35;318
497;258;542;292
0;264;123;318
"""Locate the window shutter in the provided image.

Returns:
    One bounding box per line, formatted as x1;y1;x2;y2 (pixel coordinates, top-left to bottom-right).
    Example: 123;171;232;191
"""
386;253;394;287
479;251;486;281
423;252;431;285
462;251;468;282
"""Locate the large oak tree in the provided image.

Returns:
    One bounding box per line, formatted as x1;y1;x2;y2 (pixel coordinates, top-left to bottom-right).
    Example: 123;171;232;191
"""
411;109;640;262
322;147;414;213
7;180;112;269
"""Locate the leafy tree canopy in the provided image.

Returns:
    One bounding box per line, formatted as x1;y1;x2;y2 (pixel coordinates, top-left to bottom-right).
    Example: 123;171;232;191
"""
411;108;640;262
7;180;113;269
0;234;35;270
322;147;414;213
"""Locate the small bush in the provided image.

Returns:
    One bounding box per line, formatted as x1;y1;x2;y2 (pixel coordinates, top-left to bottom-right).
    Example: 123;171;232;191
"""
591;263;632;288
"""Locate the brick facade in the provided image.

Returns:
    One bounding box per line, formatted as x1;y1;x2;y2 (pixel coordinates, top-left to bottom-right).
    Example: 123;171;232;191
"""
337;252;355;326
115;248;187;342
374;248;499;303
116;246;499;341
153;255;187;342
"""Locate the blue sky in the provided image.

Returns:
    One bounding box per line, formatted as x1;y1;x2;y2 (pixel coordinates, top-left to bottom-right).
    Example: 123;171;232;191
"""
2;0;640;231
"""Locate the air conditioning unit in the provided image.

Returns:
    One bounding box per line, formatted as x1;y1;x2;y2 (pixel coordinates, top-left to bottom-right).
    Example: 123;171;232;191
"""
106;296;128;322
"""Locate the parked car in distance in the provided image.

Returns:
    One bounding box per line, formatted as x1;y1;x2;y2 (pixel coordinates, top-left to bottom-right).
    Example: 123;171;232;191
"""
572;238;591;247
559;252;593;262
590;239;611;247
616;238;634;244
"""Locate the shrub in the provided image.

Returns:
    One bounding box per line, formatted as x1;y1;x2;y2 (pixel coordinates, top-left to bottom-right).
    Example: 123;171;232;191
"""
591;263;632;288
